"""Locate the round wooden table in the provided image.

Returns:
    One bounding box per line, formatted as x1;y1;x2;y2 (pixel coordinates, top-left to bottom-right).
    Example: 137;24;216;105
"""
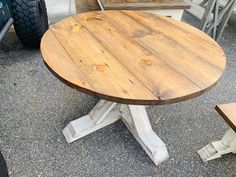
41;10;226;166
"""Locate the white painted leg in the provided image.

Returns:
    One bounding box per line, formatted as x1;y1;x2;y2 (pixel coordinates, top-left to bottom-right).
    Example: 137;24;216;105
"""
198;128;236;162
63;100;121;143
63;100;169;166
120;105;169;166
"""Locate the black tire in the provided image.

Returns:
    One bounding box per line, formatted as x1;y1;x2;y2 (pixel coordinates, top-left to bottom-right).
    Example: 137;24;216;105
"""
0;151;9;177
11;0;48;48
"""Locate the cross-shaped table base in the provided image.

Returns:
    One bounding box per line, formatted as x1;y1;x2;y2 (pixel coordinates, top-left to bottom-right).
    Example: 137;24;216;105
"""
63;100;169;166
198;128;236;162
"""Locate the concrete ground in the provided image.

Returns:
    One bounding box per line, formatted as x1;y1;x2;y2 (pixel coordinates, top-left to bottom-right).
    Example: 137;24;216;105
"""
1;2;236;177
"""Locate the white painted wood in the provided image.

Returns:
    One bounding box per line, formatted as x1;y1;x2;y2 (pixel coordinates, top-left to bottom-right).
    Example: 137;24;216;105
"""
197;128;236;162
88;100;117;123
221;0;236;14
140;9;184;20
185;0;213;20
120;105;169;166
185;0;236;40
63;100;169;166
63;100;120;143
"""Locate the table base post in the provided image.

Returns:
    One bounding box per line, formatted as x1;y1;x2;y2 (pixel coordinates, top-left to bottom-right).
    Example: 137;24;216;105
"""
197;128;236;162
62;100;169;166
121;105;169;165
63;100;121;143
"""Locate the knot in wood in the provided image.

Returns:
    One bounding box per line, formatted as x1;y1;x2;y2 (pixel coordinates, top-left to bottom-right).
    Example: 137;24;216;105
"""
141;58;152;65
94;64;108;73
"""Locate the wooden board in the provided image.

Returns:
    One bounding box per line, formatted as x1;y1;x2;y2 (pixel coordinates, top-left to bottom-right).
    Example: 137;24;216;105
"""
74;0;100;13
100;0;190;10
216;103;236;132
40;11;226;105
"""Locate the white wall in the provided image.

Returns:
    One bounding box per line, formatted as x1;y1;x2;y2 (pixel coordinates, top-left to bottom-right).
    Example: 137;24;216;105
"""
44;0;76;16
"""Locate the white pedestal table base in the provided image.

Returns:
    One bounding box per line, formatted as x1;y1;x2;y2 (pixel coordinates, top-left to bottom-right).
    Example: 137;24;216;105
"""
63;100;169;166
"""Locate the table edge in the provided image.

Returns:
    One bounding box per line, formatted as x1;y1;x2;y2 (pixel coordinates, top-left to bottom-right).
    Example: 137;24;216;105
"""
44;61;223;105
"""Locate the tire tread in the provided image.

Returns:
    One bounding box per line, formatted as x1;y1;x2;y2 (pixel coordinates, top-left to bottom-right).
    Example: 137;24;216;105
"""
12;0;48;48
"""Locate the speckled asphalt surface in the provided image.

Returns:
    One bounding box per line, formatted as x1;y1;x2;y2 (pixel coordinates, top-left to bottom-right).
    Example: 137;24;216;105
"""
0;12;236;177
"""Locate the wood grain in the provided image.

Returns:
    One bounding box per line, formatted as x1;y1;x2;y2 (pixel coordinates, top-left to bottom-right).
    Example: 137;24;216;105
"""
216;103;236;132
100;0;190;10
41;11;226;105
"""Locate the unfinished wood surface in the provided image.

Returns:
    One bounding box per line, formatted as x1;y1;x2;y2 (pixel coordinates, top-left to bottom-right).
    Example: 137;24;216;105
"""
100;0;190;10
216;103;236;132
74;0;100;13
41;11;226;105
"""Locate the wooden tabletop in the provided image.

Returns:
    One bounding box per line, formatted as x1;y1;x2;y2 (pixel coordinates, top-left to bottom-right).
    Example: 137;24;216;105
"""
41;10;226;105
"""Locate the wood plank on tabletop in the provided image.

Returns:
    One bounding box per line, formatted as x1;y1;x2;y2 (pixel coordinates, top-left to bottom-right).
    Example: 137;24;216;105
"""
40;30;93;91
101;11;224;89
121;10;226;71
49;17;158;103
74;12;202;102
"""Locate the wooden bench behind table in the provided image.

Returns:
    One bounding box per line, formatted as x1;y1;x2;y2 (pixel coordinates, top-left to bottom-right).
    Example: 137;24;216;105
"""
198;102;236;162
75;0;190;21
